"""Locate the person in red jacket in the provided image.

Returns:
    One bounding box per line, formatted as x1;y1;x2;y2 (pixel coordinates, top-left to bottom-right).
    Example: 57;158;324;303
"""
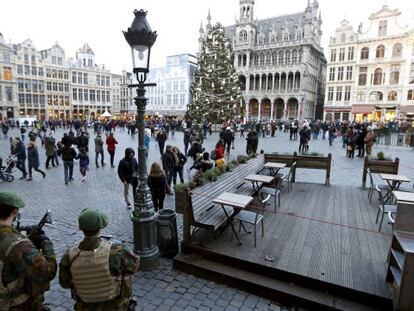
106;132;118;168
214;140;225;168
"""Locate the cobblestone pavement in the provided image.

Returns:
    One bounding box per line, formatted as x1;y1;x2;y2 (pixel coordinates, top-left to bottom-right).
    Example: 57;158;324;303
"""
0;127;413;310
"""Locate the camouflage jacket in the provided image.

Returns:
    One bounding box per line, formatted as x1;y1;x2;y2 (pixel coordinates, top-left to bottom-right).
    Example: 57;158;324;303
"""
0;225;57;311
59;237;140;311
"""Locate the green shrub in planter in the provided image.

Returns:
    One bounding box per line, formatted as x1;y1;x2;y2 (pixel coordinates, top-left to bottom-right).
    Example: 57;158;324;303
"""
203;169;217;182
174;183;188;194
192;172;206;187
212;167;222;176
231;159;239;167
377;151;385;161
237;155;248;164
188;180;196;189
225;162;233;172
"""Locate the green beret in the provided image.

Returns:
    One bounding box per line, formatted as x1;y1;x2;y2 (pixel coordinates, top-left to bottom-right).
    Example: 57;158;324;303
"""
78;208;108;231
0;192;25;209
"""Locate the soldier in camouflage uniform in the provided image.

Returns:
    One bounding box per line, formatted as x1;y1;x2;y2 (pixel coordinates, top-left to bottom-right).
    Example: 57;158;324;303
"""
59;208;140;311
0;191;57;311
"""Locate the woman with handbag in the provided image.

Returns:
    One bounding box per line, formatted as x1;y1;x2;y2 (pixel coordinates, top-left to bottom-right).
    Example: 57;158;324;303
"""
148;162;168;212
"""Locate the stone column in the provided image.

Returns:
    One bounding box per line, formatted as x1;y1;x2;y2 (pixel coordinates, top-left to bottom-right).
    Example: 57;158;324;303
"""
245;97;249;119
283;102;287;119
258;101;261;120
270;102;274;120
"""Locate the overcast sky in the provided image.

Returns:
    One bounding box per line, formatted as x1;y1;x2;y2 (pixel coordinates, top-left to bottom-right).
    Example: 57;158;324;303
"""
1;0;412;73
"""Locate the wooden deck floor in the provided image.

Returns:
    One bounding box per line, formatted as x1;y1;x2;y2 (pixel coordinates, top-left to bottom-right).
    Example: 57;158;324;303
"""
190;183;393;299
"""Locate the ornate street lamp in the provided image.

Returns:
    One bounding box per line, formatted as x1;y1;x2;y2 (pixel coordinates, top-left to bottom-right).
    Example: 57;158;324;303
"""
123;9;159;270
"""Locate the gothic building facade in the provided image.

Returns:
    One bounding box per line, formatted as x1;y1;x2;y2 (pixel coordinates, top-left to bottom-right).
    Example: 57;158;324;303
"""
199;0;326;120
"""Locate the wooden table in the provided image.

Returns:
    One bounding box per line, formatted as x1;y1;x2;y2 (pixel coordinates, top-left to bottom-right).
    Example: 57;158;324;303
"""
213;192;254;245
380;174;410;203
245;174;275;192
393;191;414;203
264;162;287;176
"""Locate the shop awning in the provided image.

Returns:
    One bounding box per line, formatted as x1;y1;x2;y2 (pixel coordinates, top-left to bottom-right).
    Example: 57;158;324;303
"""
400;105;414;114
351;105;375;114
324;108;351;112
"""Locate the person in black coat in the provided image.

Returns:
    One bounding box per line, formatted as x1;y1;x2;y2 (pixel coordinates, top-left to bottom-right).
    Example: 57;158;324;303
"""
26;141;46;180
156;130;167;156
299;126;310;153
13;137;27;179
221;127;234;155
183;129;191;156
188;139;203;161
246;129;259;155
148;162;168;212
117;148;138;209
161;145;175;187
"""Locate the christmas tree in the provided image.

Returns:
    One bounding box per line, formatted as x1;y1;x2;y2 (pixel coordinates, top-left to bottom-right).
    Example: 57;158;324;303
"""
186;23;242;124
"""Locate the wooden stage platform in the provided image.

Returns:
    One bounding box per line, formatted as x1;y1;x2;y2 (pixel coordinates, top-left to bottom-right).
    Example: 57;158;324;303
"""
174;183;394;310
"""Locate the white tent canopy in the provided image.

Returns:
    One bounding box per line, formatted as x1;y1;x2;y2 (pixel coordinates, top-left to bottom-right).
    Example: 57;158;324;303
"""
99;110;113;118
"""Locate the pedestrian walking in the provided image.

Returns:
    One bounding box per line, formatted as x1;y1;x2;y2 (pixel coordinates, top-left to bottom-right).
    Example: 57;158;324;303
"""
60;143;77;184
221;127;234;155
13;137;27;179
299;126;310;154
156;129;167;156
94;132;105;168
172;146;186;185
148;162;168;211
26;141;46;180
77;148;89;181
117;148;138;209
162;145;175;188
0;192;57;310
183;129;191;156
106;132;118;168
59;208;140;311
365;128;376;157
45;134;57;168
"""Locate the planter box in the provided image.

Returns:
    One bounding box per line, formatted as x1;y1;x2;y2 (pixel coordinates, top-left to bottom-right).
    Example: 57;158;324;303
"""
362;156;399;188
175;189;190;214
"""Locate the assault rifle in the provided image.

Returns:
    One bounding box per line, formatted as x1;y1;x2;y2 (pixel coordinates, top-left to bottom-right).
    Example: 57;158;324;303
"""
16;210;53;241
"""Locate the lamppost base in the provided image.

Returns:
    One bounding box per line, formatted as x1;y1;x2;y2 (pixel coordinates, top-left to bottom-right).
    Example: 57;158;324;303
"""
131;210;159;271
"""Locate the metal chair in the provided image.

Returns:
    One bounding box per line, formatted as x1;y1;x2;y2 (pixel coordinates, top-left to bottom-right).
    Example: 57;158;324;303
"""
387;211;395;231
233;207;264;247
375;185;397;232
259;177;282;211
367;169;391;204
281;162;296;192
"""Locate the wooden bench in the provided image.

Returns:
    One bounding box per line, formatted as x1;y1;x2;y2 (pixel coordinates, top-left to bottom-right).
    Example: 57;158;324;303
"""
179;155;266;244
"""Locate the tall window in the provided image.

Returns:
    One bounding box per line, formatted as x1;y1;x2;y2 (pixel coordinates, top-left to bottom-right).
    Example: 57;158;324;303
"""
344;86;351;102
292;51;297;63
357;92;365;102
285;51;290;64
408;90;414;100
5;87;13;101
336;86;343;101
330;49;336;62
409;63;414;84
358;67;367;86
348;47;354;60
337;67;344;81
72;72;76;84
259;54;264;66
346;66;353;80
339;48;345;61
83;73;88;85
278;51;283;64
329;67;336;81
327;87;334;101
392;43;403;58
378;20;387;36
373;68;383;85
376;45;385;58
390;64;400;85
360;47;369;60
266;53;271;65
388;91;397;101
239;30;247;43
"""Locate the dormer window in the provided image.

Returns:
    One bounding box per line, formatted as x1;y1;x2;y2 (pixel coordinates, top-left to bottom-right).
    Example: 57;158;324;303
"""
378;20;387;36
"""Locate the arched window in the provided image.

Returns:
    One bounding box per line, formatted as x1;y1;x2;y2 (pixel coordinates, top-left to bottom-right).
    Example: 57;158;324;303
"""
388;91;398;101
259;54;265;66
392;43;403;58
360;47;369;60
390;64;400;85
239;30;247;43
278;51;284;65
266;53;271;65
238;55;242;67
242;54;247;67
376;45;385;58
253;54;258;66
369;91;383;101
285;51;291;64
373;68;383;85
272;53;277;65
292;50;297;64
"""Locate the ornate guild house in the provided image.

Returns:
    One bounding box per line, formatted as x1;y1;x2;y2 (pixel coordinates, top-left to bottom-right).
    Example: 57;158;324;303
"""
199;0;326;120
